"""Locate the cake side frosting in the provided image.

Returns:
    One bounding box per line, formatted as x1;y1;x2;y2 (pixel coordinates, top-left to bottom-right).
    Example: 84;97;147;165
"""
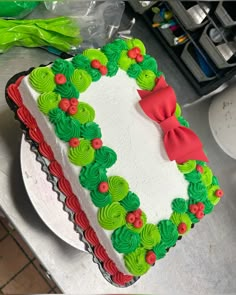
19;38;224;277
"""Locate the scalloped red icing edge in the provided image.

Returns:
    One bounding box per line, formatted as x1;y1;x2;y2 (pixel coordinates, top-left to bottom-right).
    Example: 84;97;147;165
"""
7;76;134;287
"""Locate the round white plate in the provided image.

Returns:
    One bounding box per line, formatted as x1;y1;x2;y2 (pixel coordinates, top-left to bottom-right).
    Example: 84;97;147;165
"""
20;136;86;251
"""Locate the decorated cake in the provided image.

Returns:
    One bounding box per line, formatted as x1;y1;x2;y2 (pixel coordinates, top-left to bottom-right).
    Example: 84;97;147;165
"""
6;38;223;287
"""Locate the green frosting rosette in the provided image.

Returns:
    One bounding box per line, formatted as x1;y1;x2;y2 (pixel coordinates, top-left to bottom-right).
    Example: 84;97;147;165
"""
127;64;142;79
157;219;178;248
177;160;196;174
207;185;221;205
170;212;192;235
83;48;108;65
136;70;156;90
140;224;161;249
171;198;188;214
90;190;112;208
203;198;214;214
48;108;65;125
70;69;92;93
55;81;79;99
153;242;167;260
201;166;213;187
72;54;91;71
126;38;146;55
68;139;95;166
124;247;150;276
139;55;158;74
106;61;119;77
80;122;101;140
54;116;80;142
188;181;207;202
108;176;129;202
52;58;75;79
79;162;107;191
178;116;190;127
120;191;140;212
95;146;117;169
118;50;136;71
72;102;95;124
29;67;56;93
184;170;202;184
111;225;140;254
98;202;126;230
37;92;61;115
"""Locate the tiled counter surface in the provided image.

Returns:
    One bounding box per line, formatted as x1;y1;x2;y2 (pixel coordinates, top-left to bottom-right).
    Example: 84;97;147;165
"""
1;45;236;294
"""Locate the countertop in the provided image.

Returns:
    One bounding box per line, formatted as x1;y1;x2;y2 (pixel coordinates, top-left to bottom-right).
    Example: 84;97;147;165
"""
1;4;236;294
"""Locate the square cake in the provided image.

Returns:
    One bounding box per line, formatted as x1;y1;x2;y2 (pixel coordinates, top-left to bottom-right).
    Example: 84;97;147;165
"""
6;38;223;287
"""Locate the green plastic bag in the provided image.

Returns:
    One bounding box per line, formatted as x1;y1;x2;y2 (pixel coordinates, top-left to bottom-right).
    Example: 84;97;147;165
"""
0;1;39;19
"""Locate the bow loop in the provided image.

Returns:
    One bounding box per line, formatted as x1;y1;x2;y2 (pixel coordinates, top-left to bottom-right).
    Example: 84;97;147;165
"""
137;76;208;163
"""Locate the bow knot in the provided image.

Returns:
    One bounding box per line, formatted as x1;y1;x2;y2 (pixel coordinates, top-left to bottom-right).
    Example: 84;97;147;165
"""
137;76;208;164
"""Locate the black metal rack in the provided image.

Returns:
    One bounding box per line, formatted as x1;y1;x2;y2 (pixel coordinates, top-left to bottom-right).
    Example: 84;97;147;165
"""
140;1;236;96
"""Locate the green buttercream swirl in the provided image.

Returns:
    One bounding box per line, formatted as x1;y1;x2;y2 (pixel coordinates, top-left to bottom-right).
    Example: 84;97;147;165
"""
127;64;142;79
88;68;102;82
72;102;95;124
124;247;150;276
171;198;187;213
140;224;161;249
170;212;192;234
120;191;140;212
126;38;146;55
107;61;119;77
187;212;200;224
83;48;108;65
101;43;121;62
108;176;129;202
188;181;207;202
118;50;135;71
153;242;167;260
55;116;80;142
90;190;112;208
178;116;190;127
136;70;156;90
212;175;219;185
95;146;117;168
139;55;158;74
203;198;214;214
111;226;140;254
29;67;56;93
68;139;94;166
70;69;92;93
127;212;147;233
37;92;61;115
177;160;196;174
113;38;128;50
79;163;107;191
48;108;65;125
184;170;201;183
98;202;126;230
55;81;79;99
51;58;75;79
207;185;221;205
157;220;178;248
80;122;101;140
201;166;213;187
72;54;91;71
175;103;182;118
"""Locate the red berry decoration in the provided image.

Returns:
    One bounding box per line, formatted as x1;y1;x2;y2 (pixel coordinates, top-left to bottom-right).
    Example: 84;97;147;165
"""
189;204;198;214
127;49;137;59
59;98;70;112
68;105;78;115
196;210;204;219
91;138;103;149
126;213;135;224
69;138;80;148
133;208;142;218
215;189;224;198
133;47;141;55
70;98;79;106
55;73;67;85
98;182;109;193
196;164;204;173
91;59;101;69
146;251;156;265
178;222;187;234
136;54;144;63
99;65;108;76
196;202;205;211
133;218;143;228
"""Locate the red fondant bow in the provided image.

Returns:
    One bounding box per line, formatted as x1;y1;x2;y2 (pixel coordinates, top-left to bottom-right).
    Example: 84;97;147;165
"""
138;76;208;163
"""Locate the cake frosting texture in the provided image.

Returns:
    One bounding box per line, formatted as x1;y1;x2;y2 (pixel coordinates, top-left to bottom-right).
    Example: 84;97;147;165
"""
17;38;223;278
